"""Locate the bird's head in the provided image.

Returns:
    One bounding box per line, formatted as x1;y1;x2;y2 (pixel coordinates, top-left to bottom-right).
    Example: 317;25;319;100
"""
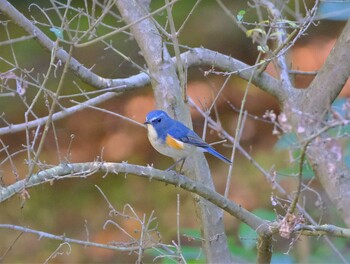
144;110;170;126
144;110;172;140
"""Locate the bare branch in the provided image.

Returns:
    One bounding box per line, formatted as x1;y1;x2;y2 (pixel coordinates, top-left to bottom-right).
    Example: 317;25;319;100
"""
1;161;349;243
181;47;289;102
0;224;138;251
294;224;350;238
0;162;269;235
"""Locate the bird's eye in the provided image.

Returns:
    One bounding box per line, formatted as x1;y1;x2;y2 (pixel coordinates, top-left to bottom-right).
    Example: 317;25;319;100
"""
156;118;161;123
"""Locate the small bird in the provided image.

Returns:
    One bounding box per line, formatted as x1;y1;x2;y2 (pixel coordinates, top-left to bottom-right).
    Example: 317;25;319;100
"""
144;110;232;164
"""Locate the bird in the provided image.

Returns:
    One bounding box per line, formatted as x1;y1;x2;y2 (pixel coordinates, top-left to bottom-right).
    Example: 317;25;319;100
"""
144;110;232;164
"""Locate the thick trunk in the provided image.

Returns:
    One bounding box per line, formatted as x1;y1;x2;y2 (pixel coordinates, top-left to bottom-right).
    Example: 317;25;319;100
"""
115;0;233;262
288;19;350;227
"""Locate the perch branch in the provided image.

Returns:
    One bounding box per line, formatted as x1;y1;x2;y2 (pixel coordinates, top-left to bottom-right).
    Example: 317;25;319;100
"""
0;162;270;236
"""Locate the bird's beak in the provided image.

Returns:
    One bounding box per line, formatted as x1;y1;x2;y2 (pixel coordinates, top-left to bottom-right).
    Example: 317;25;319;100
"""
144;120;150;125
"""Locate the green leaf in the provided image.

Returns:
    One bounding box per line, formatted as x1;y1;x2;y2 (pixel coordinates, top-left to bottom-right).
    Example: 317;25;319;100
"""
246;28;266;38
257;45;269;53
237;10;246;22
259;19;270;25
50;27;64;40
282;19;298;28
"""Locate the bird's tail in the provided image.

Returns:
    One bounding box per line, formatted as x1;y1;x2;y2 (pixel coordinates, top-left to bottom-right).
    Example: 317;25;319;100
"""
205;147;232;164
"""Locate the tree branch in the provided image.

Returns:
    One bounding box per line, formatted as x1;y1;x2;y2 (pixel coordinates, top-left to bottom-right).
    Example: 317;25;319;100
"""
256;235;272;264
0;91;117;135
2;162;349;241
182;47;287;103
259;0;293;91
294;224;350;238
0;224;141;251
0;162;269;235
303;19;350;114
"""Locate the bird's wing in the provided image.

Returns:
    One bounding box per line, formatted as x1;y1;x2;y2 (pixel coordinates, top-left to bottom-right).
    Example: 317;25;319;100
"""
167;121;232;164
167;125;210;148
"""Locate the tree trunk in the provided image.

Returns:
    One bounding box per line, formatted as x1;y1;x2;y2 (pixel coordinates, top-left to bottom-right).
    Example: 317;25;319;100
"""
115;0;233;262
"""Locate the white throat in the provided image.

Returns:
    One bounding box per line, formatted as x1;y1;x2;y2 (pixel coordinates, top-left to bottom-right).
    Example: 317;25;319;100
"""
146;124;158;141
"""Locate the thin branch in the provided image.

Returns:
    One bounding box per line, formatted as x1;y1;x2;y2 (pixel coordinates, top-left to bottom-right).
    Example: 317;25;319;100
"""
294;224;350;238
0;224;141;251
225;51;263;198
289;69;318;75
165;0;186;101
287;118;350;215
0;91;120;136
0;35;35;46
25;45;73;182
74;0;180;48
259;0;293;91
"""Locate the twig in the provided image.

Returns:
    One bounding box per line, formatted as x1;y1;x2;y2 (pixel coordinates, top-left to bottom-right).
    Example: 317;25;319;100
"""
288;119;350;215
0;224;141;251
289;69;318;75
294;224;350;238
225;51;263;198
25;45;73;182
165;0;186;102
70;100;145;128
0;92;118;136
74;0;180;48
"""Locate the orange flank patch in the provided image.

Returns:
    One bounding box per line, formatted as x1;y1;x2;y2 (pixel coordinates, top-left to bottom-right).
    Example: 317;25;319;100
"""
166;135;184;150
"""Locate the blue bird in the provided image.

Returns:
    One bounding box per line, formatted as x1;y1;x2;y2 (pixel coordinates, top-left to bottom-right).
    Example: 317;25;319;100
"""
144;110;232;164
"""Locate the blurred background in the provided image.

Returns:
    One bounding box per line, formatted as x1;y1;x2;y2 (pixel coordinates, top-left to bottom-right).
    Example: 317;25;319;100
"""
0;0;349;262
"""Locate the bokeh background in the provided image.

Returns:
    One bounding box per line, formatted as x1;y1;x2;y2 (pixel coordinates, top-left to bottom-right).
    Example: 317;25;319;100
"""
0;1;349;262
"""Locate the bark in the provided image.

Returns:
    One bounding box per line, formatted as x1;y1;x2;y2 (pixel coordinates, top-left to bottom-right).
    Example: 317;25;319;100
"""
287;19;350;227
256;235;273;264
